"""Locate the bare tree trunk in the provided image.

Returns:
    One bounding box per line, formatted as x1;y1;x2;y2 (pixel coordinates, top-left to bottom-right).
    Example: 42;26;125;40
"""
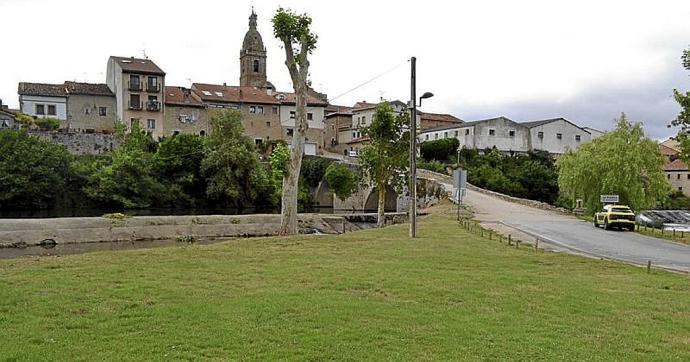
377;182;386;228
279;84;308;235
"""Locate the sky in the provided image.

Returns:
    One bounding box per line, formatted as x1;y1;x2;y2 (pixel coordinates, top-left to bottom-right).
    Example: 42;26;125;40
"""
1;0;688;139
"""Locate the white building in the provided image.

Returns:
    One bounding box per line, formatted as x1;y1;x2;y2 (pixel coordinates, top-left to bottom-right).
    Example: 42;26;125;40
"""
419;116;595;155
18;83;68;121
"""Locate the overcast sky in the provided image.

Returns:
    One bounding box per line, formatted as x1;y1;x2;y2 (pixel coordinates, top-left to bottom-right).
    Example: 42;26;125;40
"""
1;0;688;139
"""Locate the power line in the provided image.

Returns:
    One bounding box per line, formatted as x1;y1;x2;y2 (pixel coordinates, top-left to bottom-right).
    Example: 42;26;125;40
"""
329;59;409;103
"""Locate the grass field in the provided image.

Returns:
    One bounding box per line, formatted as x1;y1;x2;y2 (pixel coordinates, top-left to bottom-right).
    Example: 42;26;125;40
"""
1;204;689;360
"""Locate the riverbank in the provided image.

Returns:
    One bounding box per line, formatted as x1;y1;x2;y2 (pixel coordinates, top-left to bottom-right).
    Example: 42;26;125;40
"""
0;212;408;249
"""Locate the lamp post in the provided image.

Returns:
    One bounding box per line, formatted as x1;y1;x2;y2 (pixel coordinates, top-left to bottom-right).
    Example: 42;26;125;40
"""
409;56;434;238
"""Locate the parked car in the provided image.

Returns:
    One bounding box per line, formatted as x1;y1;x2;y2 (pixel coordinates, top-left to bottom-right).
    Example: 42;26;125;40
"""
594;204;636;231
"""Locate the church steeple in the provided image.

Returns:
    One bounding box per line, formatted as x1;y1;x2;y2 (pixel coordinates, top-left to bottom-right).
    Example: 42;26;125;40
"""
240;8;267;88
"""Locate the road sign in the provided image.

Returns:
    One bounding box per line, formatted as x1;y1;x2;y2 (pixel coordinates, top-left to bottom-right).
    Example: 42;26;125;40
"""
453;169;467;190
600;194;619;203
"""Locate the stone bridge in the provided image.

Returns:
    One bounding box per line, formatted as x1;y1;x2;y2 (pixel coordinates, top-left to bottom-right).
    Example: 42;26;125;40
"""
311;164;448;213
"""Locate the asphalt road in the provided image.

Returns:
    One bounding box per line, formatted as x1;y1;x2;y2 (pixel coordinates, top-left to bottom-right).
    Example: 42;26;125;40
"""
423;170;690;272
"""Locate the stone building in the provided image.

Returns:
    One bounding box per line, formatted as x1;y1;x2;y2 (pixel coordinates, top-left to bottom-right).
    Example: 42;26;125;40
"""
419;116;594;155
64;81;116;132
0;99;17;129
659;140;690;196
163;86;209;137
324;105;353;155
239;9;271;89
106;56;165;139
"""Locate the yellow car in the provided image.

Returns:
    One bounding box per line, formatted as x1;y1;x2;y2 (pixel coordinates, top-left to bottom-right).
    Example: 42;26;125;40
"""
594;205;636;231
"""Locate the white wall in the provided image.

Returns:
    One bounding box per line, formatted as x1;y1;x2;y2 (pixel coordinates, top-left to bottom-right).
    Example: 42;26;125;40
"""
279;104;326;129
529;119;590;154
19;95;67;120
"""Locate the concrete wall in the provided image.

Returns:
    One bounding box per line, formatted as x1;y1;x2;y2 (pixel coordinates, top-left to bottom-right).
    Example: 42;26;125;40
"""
528;119;590;154
421;125;475;149
29;131;120;155
666;170;690;195
19;95;67;121
164;105;209;137
474;118;530;153
66;94;117;132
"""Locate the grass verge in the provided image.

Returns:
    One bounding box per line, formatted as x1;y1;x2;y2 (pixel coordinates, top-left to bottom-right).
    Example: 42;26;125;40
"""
1;205;689;360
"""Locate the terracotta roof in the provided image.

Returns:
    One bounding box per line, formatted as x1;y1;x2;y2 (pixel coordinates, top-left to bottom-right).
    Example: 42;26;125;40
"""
326;104;352;114
192;83;280;105
660;144;679;157
352;101;378;109
18;82;67;97
64;81;113;96
165;86;204;108
419;112;463;123
109;56;165;75
665;158;688;171
191;83;328;107
661;138;681;152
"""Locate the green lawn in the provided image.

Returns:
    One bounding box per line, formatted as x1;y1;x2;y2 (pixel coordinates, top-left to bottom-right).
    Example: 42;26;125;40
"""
1;205;689;360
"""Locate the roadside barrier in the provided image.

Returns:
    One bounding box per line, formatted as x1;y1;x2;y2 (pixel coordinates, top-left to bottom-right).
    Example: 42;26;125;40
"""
457;216;536;252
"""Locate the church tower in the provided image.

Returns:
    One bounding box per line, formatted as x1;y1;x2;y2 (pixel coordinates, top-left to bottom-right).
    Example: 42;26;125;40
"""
240;9;268;88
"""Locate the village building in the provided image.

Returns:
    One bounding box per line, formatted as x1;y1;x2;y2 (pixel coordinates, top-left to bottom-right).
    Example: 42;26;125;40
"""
419;116;594;155
106;56;166;139
0;99;17;129
64;81;117;132
659;140;690;197
419;111;463;130
163;86;209;137
18;82;68;122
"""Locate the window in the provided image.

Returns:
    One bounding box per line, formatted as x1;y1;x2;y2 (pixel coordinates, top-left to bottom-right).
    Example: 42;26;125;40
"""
538;131;544;139
668;174;671;179
680;186;684;191
46;105;56;115
257;106;263;114
200;130;206;136
147;77;158;92
509;130;515;137
173;130;180;136
266;121;271;127
130;94;140;109
255;138;263;145
444;132;448;138
454;130;459;137
575;135;581;142
307;113;313;120
214;92;223;97
202;91;212;96
250;106;256;113
35;104;45;115
352;131;357;138
129;75;141;90
434;134;438;140
556;133;563;140
489;129;495;136
465;129;470;135
253;59;260;73
287;128;294;136
425;135;429;141
147;119;156;129
362;116;366;124
272;106;278;114
99;107;107;117
290;111;295;119
84;107;91;115
130;118;140;128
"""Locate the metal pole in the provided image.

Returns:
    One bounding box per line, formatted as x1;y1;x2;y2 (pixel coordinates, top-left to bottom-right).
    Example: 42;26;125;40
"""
409;56;417;238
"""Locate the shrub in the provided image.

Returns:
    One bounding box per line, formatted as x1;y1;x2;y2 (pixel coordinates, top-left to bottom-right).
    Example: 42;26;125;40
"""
325;163;357;201
420;138;459;161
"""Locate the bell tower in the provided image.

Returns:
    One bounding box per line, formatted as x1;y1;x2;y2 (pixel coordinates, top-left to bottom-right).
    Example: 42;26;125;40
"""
240;9;267;88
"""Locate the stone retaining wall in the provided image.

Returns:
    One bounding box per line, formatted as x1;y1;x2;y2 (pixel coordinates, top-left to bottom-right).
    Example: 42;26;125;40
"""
0;212;408;248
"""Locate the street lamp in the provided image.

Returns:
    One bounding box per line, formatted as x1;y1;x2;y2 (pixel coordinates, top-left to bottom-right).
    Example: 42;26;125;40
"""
409;56;434;238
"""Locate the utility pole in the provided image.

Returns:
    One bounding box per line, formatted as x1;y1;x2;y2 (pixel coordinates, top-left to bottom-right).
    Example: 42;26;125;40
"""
409;57;417;238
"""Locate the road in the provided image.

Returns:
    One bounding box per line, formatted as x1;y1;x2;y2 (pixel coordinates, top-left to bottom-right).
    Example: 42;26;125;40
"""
423;170;690;272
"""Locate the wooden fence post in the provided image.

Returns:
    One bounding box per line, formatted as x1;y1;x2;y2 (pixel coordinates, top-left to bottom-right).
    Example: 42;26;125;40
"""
647;260;651;274
508;234;512;246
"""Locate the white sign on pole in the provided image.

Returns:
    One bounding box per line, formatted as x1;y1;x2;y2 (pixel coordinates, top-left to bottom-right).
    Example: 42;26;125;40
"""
600;195;619;203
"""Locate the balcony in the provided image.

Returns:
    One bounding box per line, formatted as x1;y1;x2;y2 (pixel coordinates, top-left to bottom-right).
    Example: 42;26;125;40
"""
146;83;160;93
146;101;161;112
128;101;142;110
128;81;142;92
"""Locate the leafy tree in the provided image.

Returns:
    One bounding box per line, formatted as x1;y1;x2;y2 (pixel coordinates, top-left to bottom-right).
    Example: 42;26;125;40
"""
671;48;690;161
272;7;318;235
269;143;314;211
201;110;271;208
557;113;668;213
300;156;334;187
359;102;409;227
0;130;72;209
420;138;459;161
325;163;357;201
152;134;206;206
84;123;167;208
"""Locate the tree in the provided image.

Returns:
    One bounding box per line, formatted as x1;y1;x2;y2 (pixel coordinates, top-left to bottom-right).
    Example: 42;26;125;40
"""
201;110;271;208
152;134;207;206
556;113;668;213
359;103;409;227
420;138;459;161
325;163;357;201
272;7;318;235
671;48;690;161
0;130;72;209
